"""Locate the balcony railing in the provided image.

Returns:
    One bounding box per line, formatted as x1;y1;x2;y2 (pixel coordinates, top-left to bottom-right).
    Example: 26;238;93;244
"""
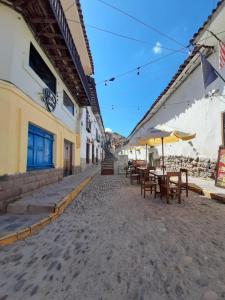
49;0;90;104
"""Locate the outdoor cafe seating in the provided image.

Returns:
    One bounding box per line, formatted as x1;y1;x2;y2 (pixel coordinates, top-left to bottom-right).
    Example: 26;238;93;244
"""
128;163;189;204
161;171;182;204
127;124;195;204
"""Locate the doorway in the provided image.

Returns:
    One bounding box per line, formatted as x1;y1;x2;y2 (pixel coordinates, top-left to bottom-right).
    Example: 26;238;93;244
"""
64;140;73;176
86;142;90;164
96;148;98;164
148;152;154;167
92;144;94;164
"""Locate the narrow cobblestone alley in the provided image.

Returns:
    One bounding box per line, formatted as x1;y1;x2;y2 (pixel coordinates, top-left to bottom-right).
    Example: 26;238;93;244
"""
0;174;225;300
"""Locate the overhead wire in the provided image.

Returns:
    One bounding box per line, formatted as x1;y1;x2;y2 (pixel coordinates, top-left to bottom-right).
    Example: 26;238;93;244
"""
96;29;225;85
95;0;186;47
66;19;183;52
96;45;188;85
65;3;225;86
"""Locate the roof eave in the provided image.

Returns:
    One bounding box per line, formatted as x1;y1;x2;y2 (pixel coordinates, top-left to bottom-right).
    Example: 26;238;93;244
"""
190;0;225;45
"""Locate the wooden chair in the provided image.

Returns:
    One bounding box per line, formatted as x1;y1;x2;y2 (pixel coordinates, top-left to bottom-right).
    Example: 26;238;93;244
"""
162;172;181;204
140;169;149;195
142;174;157;198
130;168;140;184
180;168;188;197
160;165;166;172
148;166;156;181
125;166;131;177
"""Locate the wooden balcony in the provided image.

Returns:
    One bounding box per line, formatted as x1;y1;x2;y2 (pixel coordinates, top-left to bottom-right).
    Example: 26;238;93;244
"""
4;0;91;106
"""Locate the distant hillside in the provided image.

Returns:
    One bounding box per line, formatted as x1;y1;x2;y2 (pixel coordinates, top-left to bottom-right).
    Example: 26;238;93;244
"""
105;131;127;150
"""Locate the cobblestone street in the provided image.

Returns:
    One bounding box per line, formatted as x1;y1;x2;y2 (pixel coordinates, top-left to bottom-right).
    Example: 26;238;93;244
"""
0;174;225;300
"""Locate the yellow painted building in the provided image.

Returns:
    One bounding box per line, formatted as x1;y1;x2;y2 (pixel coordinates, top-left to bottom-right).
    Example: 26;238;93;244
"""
0;80;80;175
0;0;104;210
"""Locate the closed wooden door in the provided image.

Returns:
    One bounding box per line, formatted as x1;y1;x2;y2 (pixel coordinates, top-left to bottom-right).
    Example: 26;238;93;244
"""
64;140;73;176
92;144;94;164
86;143;90;164
96;148;98;163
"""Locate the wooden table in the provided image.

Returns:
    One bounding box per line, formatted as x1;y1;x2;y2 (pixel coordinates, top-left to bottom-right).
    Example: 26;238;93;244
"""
149;170;167;196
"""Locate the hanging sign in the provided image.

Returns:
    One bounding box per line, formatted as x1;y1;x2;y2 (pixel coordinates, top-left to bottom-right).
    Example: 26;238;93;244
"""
215;146;225;188
42;88;57;112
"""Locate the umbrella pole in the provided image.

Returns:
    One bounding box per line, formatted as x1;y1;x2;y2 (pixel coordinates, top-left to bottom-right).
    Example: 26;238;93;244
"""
161;137;165;175
145;144;147;167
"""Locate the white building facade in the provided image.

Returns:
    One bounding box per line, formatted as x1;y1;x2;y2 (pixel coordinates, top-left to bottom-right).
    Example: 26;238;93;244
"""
128;1;225;178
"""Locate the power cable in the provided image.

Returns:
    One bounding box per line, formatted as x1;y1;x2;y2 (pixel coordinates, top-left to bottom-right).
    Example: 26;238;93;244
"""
66;19;182;52
97;46;188;85
96;30;225;85
95;0;186;47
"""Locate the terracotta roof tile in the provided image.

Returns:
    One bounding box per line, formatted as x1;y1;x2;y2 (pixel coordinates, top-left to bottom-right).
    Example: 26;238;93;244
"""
190;0;225;45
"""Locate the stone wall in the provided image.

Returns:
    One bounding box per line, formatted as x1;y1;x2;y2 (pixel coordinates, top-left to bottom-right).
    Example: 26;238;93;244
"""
0;168;63;212
161;156;217;179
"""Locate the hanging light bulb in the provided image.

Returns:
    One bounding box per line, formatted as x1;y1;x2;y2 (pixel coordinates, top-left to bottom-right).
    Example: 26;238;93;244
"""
137;67;140;75
104;80;107;86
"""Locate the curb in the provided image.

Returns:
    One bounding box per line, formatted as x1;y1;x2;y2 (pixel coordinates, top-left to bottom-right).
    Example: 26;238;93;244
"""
0;170;99;247
188;183;225;203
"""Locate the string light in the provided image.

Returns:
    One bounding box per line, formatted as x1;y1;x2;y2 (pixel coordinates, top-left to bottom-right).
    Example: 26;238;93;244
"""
137;67;140;75
98;46;188;85
96;30;225;86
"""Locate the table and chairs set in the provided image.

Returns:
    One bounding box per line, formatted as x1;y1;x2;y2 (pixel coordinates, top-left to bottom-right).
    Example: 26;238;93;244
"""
127;164;189;204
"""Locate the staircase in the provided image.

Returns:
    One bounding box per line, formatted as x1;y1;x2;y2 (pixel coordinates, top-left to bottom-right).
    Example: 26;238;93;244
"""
101;149;114;175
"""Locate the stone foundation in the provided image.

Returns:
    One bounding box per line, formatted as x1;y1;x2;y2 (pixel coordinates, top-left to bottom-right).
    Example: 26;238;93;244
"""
0;168;63;212
160;155;217;179
73;166;82;174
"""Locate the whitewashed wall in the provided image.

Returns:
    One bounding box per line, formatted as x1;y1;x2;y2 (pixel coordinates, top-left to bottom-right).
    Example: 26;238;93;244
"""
79;107;103;169
130;51;225;161
0;4;79;133
130;5;225;161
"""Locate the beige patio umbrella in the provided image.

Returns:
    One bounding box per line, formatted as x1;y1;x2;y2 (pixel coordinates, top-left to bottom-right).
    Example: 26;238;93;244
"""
136;125;196;174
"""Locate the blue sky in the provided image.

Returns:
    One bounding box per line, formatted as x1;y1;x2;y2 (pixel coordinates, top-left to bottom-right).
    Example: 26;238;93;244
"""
80;0;217;137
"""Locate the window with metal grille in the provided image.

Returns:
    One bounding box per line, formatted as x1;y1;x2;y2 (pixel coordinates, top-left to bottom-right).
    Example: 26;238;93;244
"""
29;43;56;94
63;91;74;115
86;110;91;132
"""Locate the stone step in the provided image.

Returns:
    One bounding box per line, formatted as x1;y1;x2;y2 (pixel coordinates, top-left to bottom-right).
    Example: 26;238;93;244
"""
101;169;114;175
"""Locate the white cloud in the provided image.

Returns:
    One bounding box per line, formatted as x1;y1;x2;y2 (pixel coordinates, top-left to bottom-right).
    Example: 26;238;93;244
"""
105;128;113;133
153;42;162;54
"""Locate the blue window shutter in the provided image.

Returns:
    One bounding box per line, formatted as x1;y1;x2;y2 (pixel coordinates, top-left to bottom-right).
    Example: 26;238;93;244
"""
27;132;34;167
27;124;54;170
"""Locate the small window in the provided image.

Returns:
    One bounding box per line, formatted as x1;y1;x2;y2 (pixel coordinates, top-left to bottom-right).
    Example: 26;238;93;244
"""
27;123;54;170
86;110;91;132
63;91;74;115
29;43;56;94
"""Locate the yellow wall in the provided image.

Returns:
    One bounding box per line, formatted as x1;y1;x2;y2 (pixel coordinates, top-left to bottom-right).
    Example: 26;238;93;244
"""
0;80;80;176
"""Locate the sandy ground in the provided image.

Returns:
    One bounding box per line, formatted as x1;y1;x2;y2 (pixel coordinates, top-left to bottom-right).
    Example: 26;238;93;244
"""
0;174;225;300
